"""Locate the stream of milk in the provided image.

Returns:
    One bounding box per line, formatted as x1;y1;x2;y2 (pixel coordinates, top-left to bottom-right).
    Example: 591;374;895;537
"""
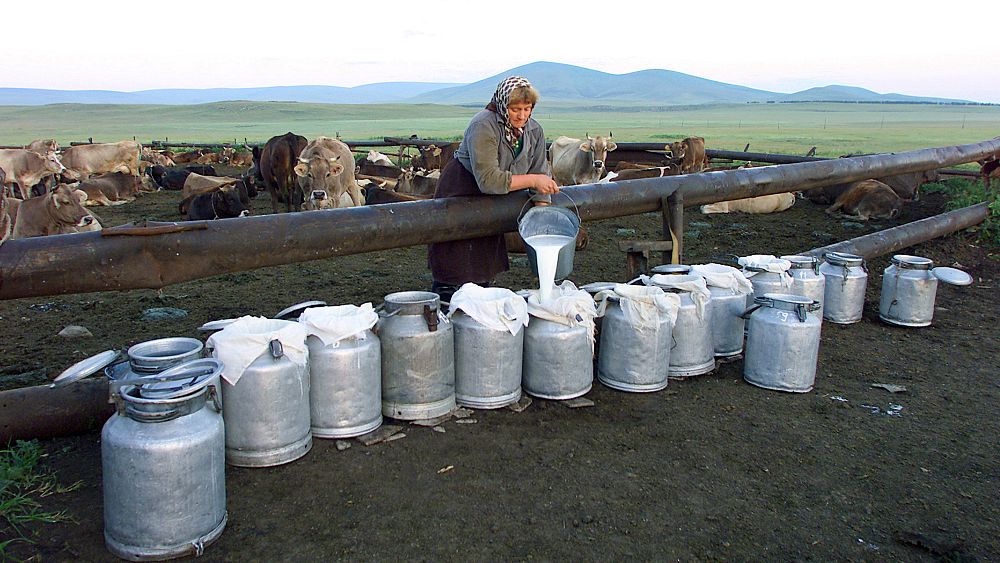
525;234;575;302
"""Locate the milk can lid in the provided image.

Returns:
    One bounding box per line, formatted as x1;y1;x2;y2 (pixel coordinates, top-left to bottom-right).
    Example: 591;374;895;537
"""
136;358;223;399
780;255;818;269
824;251;864;266
198;318;239;332
650;264;691;275
892;254;933;269
759;292;814;305
932;267;973;286
274;300;327;320
580;282;617;294
50;350;121;388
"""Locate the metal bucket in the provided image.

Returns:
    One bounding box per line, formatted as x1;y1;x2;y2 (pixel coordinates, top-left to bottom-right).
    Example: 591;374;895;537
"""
522;315;593;400
518;196;581;280
307;330;382;438
744;293;822;393
878;255;973;327
102;360;226;560
781;255;826;319
597;296;673;392
379;291;456;420
820;252;868;324
452;311;524;409
222;338;313;467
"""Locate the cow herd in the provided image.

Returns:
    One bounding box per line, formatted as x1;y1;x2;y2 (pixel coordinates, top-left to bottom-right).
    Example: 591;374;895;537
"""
2;132;992;248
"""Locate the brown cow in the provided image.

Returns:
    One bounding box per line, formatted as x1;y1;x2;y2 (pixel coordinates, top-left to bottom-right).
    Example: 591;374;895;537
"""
77;172;154;206
395;168;440;197
8;184;94;238
171;150;204;164
980;158;1000;190
825;180;904;221
140;147;176;167
668;137;706;174
260;132;309;213
410;142;458;170
700;193;796;214
804;170;940;204
227;148;254;168
60;141;141;182
195;152;222;165
0;149;65;198
294;137;363;210
25;139;58;155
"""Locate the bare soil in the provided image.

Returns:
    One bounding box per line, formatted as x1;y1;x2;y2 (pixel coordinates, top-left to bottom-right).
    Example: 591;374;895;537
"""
2;168;998;561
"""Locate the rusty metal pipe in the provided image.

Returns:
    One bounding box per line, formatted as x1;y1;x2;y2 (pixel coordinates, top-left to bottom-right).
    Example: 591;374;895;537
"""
802;202;990;260
1;137;998;301
0;379;114;443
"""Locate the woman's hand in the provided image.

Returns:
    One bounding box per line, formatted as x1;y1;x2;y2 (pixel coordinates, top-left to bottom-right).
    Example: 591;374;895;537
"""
531;175;559;195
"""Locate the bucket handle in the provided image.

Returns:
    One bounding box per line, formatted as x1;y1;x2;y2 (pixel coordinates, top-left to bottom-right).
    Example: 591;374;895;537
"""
516;191;581;225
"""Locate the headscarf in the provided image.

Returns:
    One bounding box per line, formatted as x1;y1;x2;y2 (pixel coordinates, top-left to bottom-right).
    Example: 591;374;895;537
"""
486;76;533;149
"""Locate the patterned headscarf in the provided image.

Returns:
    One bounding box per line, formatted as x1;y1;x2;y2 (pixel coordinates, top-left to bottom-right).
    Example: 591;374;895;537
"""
488;76;533;149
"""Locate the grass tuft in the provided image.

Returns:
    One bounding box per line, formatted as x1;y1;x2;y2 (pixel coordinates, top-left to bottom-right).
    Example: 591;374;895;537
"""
923;178;1000;245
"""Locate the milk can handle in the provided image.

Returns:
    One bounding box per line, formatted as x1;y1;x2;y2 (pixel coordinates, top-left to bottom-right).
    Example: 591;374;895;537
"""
269;339;284;359
516;191;582;224
740;303;765;319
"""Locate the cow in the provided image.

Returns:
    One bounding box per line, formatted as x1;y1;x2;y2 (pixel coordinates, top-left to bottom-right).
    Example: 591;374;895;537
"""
979;158;1000;190
549;134;617;186
60;141;141;182
8;183;94;238
363;185;426;205
294;136;364;210
140;147;175;167
366;150;394;167
0;167;9;243
227;148;254;168
171;150;204;164
181;172;255;206
410;142;458;170
195;152;222;165
0;149;66;198
148;165;217;190
395;168;440;197
260;132;309;213
699;193;796;214
182;186;251;221
599;165;680;182
77;172;155;206
804;170;940;205
303;188;361;210
825;180;904;221
25;139;58;155
668;137;707;174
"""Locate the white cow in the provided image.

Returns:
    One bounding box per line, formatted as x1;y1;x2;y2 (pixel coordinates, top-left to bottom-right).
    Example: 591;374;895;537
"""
700;193;796;214
549;134;617;186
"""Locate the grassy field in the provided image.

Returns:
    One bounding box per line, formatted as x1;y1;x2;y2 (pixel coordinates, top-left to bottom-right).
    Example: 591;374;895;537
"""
0;101;998;156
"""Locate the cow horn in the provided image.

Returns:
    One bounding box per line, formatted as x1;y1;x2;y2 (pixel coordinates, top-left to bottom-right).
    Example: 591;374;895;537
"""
298;157;309;164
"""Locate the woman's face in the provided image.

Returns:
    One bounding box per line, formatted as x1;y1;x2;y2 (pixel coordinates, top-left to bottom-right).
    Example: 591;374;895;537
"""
507;102;533;129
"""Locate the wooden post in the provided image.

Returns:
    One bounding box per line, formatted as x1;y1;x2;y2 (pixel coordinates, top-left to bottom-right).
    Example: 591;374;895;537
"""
663;193;684;264
618;240;673;279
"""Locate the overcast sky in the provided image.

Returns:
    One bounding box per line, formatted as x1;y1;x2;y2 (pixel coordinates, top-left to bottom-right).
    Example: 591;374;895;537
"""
4;0;997;103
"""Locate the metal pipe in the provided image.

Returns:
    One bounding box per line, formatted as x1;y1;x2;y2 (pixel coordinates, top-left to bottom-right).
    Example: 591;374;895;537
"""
0;379;113;443
803;202;990;260
1;137;998;300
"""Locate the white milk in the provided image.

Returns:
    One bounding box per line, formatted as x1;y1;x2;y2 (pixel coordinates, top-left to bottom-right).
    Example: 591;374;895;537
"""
525;234;575;302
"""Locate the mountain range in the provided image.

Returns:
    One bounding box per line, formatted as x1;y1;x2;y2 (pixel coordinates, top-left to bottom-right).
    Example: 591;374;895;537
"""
0;61;974;106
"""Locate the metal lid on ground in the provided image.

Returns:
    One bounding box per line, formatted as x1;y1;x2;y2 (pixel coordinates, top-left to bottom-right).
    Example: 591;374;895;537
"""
931;267;973;286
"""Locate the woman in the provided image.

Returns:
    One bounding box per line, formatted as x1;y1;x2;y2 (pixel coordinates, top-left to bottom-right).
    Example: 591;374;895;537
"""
428;76;559;303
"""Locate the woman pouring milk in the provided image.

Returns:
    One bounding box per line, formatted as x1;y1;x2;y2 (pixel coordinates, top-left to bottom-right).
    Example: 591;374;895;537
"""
427;76;559;304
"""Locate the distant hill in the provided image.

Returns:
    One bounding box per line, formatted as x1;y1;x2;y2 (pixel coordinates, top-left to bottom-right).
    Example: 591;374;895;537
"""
0;62;976;106
0;82;462;106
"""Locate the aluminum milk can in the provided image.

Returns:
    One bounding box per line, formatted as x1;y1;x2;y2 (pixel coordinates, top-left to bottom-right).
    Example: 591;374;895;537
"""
597;293;676;392
210;317;313;468
379;291;456;420
878;254;973;327
820;252;868;324
780;254;826;319
451;310;524;409
649;275;716;378
102;359;227;560
740;255;793;307
522;315;593;399
689;264;755;358
743;294;822;393
306;331;382;438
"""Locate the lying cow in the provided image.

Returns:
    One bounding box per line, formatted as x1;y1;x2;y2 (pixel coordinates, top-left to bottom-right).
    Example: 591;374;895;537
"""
147;165;217;190
700;193;796;214
0;149;65;198
183;186;251;221
366;150;394;167
395;168;440;197
550;134;617;186
227;148;254;168
8;184;94;238
295;137;364;210
60;141;141;182
804;170;940;204
825;180;903;221
182;172;244;200
77;172;155;206
140;148;175;167
171;150;204;164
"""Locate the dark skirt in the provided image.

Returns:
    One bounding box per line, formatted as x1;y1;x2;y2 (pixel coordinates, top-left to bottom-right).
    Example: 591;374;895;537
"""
427;159;509;285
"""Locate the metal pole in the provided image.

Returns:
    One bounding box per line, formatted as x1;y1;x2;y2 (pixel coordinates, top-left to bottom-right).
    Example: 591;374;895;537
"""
802;202;990;260
1;138;998;300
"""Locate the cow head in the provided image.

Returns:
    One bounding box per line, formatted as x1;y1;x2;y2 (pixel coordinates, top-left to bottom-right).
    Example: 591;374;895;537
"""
49;184;92;227
216;186;251;218
668;141;686;163
294;155;345;187
44;153;66;175
579;133;617;171
311;190;328;201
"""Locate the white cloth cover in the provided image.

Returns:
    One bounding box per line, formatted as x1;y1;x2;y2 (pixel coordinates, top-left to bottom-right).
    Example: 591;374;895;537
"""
525;280;599;350
738;254;793;287
206;316;309;386
642;274;711;320
689;263;755;295
298;303;378;347
595;283;680;331
448;283;529;336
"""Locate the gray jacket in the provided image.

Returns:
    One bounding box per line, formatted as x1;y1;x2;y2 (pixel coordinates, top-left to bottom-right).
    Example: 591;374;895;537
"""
455;109;550;195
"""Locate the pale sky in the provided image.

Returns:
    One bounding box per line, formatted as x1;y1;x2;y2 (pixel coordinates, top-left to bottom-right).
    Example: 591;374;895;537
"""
4;0;998;103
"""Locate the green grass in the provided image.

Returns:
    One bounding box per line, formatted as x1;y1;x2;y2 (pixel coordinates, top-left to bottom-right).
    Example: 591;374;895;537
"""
0;440;80;554
923;178;1000;245
1;101;998;157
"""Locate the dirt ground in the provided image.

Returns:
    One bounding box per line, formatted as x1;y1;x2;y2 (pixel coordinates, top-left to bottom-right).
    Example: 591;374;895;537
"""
1;167;998;561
